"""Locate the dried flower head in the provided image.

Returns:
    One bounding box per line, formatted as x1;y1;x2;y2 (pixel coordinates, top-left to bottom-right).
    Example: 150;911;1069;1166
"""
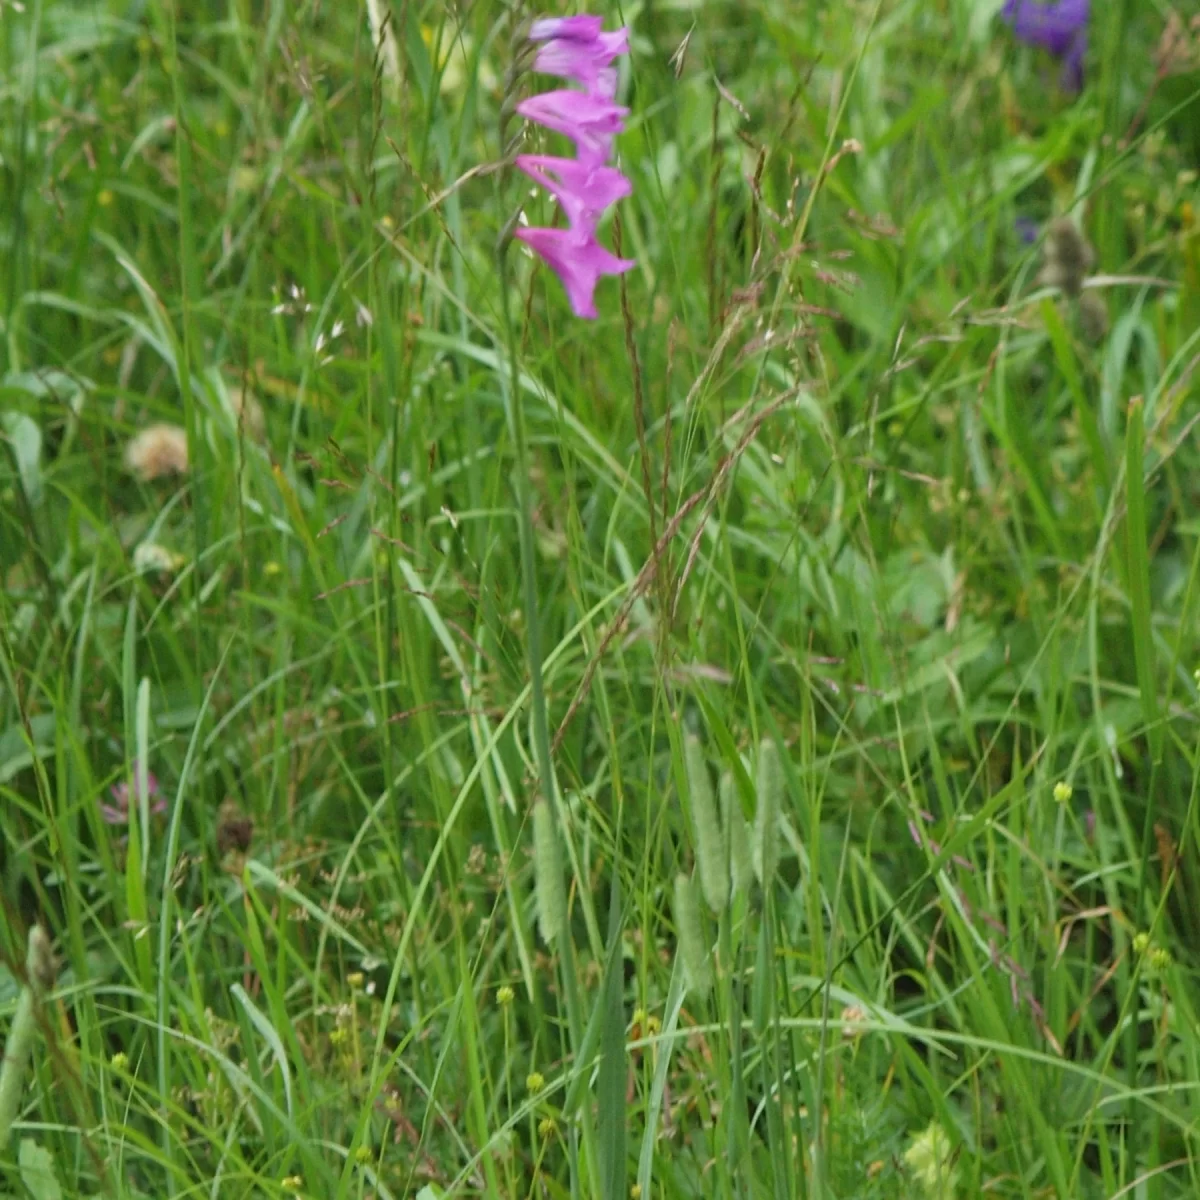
216;798;254;855
125;422;188;481
1158;11;1200;78
840;1004;869;1040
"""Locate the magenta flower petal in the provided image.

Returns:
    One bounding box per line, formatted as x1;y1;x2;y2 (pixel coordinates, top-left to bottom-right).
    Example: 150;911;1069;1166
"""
104;761;163;824
515;227;634;319
516;89;629;166
516;154;632;234
529;15;604;42
534;27;630;90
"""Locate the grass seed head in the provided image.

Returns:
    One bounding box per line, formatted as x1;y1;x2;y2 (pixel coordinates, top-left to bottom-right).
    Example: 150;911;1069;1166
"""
754;739;783;889
685;735;727;914
721;770;754;900
673;872;713;996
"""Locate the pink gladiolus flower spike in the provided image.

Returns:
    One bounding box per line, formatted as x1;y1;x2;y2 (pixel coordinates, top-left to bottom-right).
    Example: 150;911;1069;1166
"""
515;14;634;319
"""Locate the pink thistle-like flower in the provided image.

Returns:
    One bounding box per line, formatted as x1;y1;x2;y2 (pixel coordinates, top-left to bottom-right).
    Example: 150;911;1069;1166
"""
102;762;166;825
515;14;634;319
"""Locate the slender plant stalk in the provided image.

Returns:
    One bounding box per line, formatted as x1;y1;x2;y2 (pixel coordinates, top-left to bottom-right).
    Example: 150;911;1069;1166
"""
495;242;596;1191
495;245;583;1039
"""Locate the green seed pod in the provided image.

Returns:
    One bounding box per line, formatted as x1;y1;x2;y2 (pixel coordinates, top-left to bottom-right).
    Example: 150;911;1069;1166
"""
674;873;712;996
686;736;727;914
721;771;753;900
532;800;565;944
754;739;782;888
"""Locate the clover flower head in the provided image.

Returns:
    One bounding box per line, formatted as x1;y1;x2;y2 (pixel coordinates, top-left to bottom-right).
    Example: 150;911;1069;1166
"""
103;761;166;825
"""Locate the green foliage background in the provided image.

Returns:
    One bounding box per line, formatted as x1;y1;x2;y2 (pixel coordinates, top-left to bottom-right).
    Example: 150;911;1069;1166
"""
2;0;1200;1196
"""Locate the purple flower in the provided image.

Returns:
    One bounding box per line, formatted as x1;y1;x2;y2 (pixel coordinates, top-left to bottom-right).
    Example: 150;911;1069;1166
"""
514;227;635;319
102;762;166;825
515;15;634;319
1002;0;1089;91
1015;216;1040;244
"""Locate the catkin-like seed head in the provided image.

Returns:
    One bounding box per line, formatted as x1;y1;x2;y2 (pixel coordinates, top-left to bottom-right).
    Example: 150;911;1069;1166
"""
673;872;712;997
720;771;753;900
532;800;565;944
1040;217;1095;298
685;736;727;914
754;739;782;888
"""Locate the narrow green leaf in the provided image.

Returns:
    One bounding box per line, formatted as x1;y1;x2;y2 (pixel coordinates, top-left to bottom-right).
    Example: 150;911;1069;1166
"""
1124;396;1161;762
597;873;626;1200
1042;296;1109;495
532;799;565;944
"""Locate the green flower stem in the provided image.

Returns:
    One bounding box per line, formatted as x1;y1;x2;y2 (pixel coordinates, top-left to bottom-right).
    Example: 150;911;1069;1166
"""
496;245;585;1051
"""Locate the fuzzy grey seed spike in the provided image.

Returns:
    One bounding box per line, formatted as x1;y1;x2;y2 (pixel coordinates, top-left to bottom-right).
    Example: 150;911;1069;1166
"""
686;736;728;914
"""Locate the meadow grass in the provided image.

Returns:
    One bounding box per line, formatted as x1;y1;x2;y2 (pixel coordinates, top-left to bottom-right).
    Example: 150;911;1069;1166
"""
2;1;1200;1197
